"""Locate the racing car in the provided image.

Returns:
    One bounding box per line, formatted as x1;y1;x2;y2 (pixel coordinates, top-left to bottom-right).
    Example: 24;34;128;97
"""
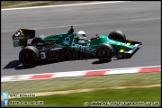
12;26;142;67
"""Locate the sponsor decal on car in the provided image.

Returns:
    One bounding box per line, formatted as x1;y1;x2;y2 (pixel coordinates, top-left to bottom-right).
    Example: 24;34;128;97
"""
63;37;71;46
71;39;95;54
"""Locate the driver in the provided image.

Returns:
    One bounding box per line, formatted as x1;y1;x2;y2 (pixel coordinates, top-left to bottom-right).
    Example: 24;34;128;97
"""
76;30;88;43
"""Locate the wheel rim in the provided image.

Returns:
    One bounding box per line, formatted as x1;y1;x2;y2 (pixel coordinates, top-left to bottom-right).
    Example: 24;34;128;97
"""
97;46;112;61
98;48;107;57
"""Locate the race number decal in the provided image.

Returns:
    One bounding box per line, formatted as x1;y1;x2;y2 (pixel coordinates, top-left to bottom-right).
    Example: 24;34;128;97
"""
40;52;46;59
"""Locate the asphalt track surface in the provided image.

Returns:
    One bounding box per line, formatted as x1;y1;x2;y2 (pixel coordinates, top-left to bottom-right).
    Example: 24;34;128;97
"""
1;1;161;76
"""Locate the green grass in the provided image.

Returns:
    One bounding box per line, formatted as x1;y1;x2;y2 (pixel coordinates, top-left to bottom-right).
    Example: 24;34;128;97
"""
2;72;161;107
1;1;91;8
7;87;161;107
2;72;160;94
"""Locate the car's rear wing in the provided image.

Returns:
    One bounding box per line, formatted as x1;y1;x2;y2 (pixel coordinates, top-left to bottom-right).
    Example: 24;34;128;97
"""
12;29;35;47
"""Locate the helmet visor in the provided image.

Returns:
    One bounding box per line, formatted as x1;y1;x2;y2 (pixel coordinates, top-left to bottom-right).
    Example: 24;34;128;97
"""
82;34;86;37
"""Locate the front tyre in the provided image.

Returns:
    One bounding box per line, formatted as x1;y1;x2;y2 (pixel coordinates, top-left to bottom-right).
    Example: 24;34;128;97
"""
19;46;39;67
96;44;113;62
108;30;126;43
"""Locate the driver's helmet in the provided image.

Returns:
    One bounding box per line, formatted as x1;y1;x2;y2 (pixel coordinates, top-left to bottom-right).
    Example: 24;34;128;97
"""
76;31;87;40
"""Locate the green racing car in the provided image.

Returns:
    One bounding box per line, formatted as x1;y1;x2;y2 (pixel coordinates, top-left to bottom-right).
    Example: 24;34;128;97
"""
12;26;142;67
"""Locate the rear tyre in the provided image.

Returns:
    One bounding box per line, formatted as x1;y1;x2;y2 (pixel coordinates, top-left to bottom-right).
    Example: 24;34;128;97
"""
96;44;113;62
108;30;126;43
19;46;39;67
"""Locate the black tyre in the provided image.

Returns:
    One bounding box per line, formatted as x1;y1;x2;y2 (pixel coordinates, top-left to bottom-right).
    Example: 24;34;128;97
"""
19;46;39;67
96;44;114;62
31;35;46;45
108;30;126;43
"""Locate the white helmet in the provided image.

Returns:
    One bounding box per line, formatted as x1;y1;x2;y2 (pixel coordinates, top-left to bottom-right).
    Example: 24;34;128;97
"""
76;31;87;39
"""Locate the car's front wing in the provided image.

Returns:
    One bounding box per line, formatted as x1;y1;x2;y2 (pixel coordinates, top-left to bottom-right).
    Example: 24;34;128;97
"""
116;39;142;59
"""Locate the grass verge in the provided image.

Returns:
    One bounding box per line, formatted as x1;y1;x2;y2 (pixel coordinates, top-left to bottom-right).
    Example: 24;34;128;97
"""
1;1;91;9
2;72;160;94
2;72;161;107
6;87;161;107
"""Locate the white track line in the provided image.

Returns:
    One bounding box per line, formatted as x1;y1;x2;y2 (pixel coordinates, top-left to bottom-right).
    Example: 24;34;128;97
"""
1;1;129;11
27;17;161;30
2;17;160;33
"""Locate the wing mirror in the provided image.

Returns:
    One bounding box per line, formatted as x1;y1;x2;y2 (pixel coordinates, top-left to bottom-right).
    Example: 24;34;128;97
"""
96;34;99;37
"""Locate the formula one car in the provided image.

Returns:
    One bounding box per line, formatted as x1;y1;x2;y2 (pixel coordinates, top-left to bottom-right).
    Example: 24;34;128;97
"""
12;26;142;67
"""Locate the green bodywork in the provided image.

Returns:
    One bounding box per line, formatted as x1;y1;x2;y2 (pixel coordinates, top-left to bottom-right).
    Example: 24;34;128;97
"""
40;32;134;54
